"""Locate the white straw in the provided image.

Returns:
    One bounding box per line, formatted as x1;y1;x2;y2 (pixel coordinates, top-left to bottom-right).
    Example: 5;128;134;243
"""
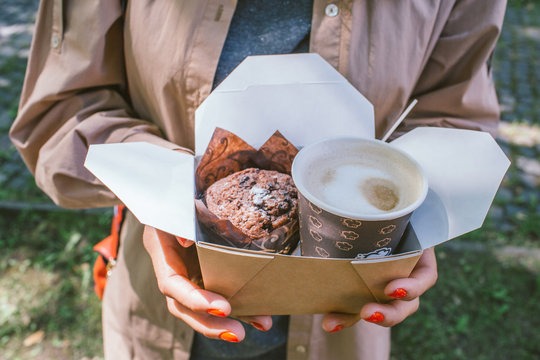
381;99;418;142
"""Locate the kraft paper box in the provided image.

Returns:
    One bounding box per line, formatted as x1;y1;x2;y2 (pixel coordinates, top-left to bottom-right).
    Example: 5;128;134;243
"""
84;54;510;316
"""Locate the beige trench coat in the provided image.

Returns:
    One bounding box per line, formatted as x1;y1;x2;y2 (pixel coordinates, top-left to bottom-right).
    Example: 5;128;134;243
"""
11;0;506;359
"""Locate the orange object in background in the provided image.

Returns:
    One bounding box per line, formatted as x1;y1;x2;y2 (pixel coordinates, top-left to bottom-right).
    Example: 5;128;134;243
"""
92;205;125;300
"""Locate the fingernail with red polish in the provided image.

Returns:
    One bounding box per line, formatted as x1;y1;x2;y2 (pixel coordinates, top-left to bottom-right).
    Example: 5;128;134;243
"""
207;309;227;317
365;312;384;323
175;236;187;246
330;324;343;333
390;288;408;299
250;322;266;331
219;331;240;343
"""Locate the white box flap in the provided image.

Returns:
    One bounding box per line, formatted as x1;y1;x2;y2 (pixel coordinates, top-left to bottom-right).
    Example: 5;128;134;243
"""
84;142;196;240
195;54;374;155
215;53;348;91
391;127;510;249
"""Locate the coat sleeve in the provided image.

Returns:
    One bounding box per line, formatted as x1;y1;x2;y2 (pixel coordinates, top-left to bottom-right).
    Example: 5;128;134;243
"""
397;0;507;137
9;0;189;208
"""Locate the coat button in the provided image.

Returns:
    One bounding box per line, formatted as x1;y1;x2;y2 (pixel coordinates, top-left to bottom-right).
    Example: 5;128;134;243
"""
51;34;60;48
295;345;307;353
325;4;339;17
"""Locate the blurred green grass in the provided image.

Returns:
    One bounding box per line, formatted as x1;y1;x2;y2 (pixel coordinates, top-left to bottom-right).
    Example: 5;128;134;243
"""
391;243;540;359
0;210;109;360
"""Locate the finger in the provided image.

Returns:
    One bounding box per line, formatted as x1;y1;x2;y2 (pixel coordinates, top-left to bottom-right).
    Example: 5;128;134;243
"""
166;297;245;342
143;227;231;315
175;236;195;248
144;231;189;278
385;247;438;300
360;298;420;327
321;312;361;333
161;274;232;315
236;315;273;332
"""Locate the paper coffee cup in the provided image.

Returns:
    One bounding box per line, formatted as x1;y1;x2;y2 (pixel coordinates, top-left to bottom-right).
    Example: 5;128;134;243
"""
291;137;428;259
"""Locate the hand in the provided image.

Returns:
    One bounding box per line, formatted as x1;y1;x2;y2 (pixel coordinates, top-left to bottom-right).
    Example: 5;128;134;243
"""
142;226;273;342
321;247;438;332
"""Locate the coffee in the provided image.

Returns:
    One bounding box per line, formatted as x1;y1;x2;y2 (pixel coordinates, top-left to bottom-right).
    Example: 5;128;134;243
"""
298;143;422;217
292;137;428;258
361;177;399;211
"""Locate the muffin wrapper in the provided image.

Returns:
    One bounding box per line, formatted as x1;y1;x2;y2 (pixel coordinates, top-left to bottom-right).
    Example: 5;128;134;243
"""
195;127;299;254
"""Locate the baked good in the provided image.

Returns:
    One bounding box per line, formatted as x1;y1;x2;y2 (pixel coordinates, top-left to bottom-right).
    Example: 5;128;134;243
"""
205;168;298;239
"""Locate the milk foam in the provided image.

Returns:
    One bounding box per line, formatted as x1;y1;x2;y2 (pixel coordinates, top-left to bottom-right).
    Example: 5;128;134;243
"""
294;138;425;217
311;162;398;214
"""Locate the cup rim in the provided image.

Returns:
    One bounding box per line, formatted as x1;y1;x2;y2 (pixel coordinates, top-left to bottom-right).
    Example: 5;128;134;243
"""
291;136;429;220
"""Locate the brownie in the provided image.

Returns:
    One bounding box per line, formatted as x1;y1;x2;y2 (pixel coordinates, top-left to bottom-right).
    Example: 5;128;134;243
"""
205;168;298;239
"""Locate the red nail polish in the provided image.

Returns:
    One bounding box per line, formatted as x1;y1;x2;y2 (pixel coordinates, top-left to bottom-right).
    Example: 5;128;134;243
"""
365;312;384;323
250;322;266;331
219;331;240;343
207;309;227;317
175;236;187;246
330;324;343;333
390;288;407;299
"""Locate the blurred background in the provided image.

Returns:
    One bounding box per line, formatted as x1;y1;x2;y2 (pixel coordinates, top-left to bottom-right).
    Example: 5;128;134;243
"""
1;1;539;359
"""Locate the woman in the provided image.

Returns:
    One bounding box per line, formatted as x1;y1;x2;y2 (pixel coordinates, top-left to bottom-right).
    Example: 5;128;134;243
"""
10;0;506;359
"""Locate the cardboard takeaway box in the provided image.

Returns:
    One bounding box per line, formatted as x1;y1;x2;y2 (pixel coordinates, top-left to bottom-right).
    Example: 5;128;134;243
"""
84;54;510;316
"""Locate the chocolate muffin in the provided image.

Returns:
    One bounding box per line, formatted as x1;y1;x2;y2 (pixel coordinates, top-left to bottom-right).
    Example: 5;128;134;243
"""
205;168;298;239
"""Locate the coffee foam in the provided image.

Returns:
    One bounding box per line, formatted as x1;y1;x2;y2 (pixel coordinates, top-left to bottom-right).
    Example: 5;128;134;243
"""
361;177;399;211
301;143;423;216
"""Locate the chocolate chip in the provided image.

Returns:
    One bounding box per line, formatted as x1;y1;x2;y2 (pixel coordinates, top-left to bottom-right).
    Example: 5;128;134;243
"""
278;201;290;211
262;219;273;232
239;175;250;186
